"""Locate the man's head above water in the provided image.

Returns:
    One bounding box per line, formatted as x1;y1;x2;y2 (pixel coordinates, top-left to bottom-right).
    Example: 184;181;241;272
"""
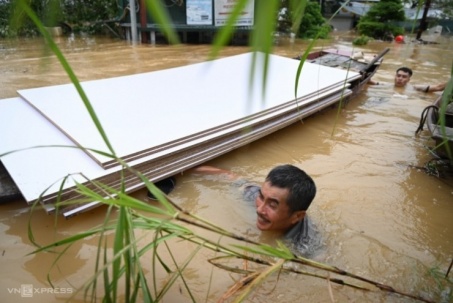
255;165;316;232
394;67;413;87
192;164;317;233
369;67;447;92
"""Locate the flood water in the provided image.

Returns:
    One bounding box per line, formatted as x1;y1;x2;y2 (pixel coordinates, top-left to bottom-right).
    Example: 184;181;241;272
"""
1;33;453;303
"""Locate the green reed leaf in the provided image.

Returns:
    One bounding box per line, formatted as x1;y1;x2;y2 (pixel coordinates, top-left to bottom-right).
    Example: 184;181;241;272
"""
16;0;117;157
232;242;294;259
209;0;250;59
144;0;180;44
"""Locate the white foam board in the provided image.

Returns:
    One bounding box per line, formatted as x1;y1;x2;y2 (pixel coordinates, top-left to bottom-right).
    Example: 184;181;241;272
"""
18;52;359;168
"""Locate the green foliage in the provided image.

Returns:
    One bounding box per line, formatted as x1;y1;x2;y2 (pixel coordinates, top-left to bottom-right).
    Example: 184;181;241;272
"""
297;1;331;39
0;0;120;37
357;20;404;41
357;0;405;40
352;35;370;46
62;0;119;34
42;0;63;27
1;0;42;37
0;1;12;37
362;0;405;22
5;0;59;37
276;0;292;34
277;0;331;39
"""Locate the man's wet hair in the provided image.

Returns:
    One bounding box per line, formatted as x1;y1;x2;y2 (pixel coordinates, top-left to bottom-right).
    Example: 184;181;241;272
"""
265;164;316;213
397;67;413;76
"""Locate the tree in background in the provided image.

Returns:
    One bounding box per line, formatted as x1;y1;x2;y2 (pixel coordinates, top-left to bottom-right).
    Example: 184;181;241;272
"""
61;0;119;34
0;0;12;37
4;0;62;37
1;0;120;37
276;0;292;35
297;1;331;38
277;0;331;39
357;0;406;40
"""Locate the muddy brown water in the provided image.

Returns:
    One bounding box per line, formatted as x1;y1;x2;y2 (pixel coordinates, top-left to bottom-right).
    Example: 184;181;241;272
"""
1;33;453;303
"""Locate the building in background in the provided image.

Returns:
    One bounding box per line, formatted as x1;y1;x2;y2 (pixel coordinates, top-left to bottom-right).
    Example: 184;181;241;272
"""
324;0;450;33
119;0;255;44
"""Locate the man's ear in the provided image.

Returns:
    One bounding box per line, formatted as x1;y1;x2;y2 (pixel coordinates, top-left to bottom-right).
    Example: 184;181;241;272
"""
290;210;306;224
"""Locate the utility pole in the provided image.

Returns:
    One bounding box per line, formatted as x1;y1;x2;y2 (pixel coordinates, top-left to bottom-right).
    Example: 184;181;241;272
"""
416;0;431;40
140;0;149;43
129;0;138;43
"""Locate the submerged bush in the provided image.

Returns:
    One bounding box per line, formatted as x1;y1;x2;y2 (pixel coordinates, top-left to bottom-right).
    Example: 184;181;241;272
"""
353;35;371;46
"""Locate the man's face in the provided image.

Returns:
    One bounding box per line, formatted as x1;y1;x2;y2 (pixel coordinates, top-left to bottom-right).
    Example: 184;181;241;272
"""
394;70;411;87
255;181;305;232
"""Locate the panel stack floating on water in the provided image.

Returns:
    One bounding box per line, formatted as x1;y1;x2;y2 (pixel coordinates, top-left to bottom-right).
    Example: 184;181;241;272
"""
0;51;368;217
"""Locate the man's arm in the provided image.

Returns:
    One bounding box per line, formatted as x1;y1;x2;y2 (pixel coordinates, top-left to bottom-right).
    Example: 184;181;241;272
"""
193;165;259;201
192;165;238;180
427;82;447;92
414;82;447;93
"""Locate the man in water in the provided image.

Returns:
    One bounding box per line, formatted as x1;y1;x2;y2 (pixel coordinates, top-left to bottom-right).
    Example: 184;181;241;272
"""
369;67;447;92
193;164;319;257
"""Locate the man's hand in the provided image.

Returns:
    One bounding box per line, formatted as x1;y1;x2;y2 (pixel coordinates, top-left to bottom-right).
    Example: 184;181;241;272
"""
192;165;238;180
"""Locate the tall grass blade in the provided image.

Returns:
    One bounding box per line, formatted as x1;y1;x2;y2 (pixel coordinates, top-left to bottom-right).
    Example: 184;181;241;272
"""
29;230;104;254
437;75;453;162
103;240;113;303
111;207;127;301
249;0;279;99
15;0;117;157
232;241;294;259
293;0;353;100
447;258;453;278
289;0;308;34
209;0;250;59
91;204;117;303
155;242;203;301
144;0;180;44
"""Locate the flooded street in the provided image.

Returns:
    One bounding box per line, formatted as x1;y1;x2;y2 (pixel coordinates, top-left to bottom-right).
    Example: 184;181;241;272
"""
1;33;452;302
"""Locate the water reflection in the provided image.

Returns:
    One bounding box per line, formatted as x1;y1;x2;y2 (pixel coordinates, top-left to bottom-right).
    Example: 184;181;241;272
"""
0;34;452;302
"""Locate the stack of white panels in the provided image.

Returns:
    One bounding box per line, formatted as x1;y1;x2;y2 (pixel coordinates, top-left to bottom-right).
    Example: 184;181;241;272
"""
0;52;359;217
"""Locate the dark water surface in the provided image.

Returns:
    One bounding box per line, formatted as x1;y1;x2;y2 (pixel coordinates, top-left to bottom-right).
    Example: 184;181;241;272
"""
1;33;452;302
